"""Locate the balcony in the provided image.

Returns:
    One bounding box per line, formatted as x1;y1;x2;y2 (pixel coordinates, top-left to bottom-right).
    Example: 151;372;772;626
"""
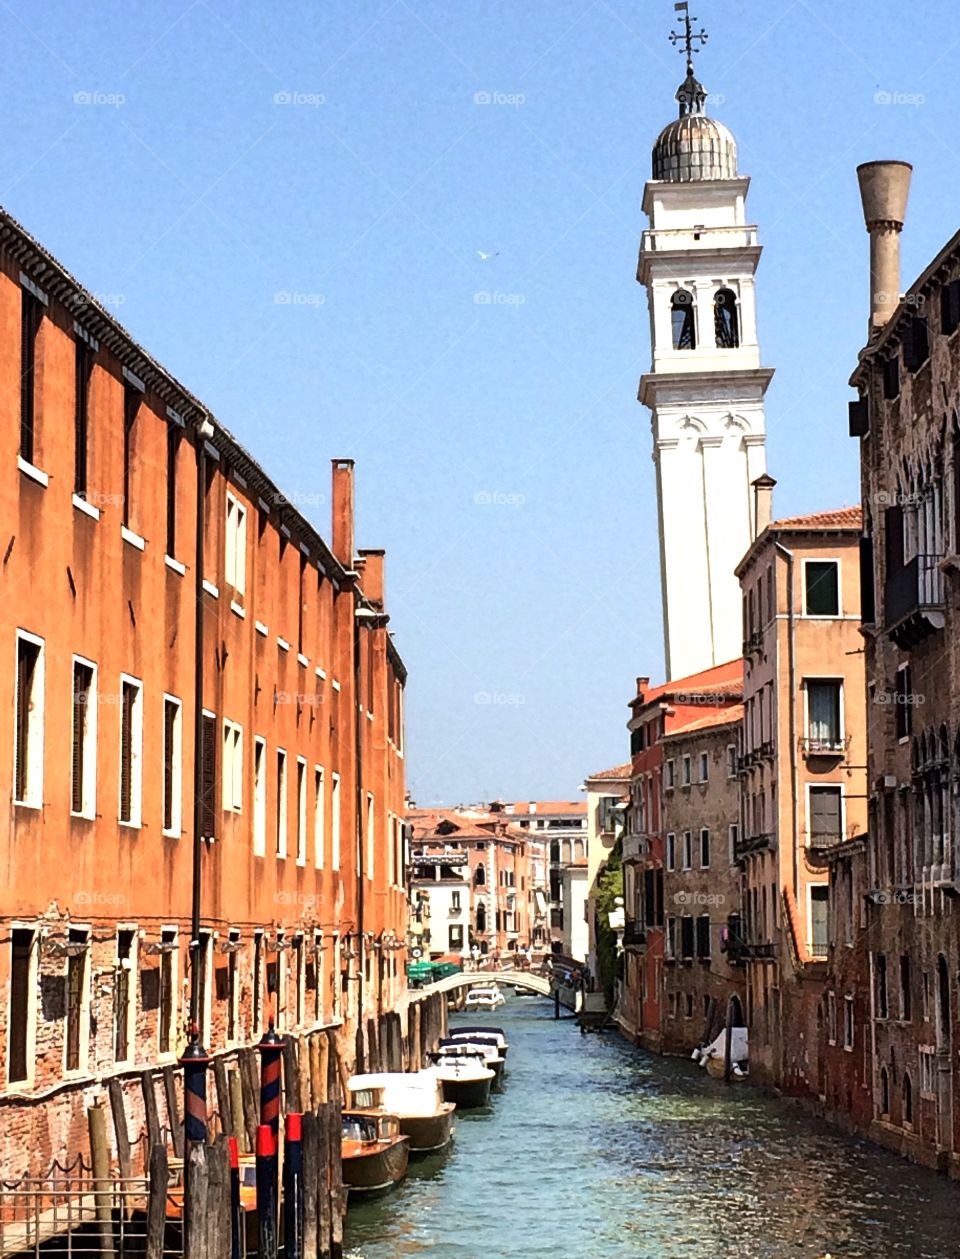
734;832;774;860
623;920;646;949
800;736;846;762
621;832;647;863
885;554;945;649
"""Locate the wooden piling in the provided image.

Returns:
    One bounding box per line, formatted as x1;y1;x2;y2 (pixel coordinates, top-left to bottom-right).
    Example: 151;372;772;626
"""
145;1142;168;1259
283;1035;302;1114
162;1064;184;1157
408;1001;421;1070
238;1048;260;1151
298;1035;313;1112
207;1137;231;1259
316;1103;332;1259
366;1018;381;1072
184;1141;210;1259
213;1057;233;1137
141;1070;162;1152
315;1032;329;1104
328;1102;344;1259
107;1078;132;1182
354;1025;365;1076
87;1103;116;1259
228;1069;247;1153
301;1111;320;1259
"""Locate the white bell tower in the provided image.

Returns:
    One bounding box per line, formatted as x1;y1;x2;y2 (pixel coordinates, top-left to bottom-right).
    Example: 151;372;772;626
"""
639;8;772;681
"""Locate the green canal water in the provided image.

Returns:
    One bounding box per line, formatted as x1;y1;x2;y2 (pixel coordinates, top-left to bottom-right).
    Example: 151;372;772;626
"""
343;997;960;1259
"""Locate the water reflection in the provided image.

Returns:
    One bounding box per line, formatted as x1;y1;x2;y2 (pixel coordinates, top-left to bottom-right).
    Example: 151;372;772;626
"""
344;1000;960;1258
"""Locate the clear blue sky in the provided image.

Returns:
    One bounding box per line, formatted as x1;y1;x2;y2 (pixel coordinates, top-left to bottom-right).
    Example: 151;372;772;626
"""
4;1;956;804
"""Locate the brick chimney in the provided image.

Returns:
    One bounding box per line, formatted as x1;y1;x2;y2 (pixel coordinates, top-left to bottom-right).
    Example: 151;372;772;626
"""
331;459;355;567
357;548;385;609
856;160;912;332
752;473;776;535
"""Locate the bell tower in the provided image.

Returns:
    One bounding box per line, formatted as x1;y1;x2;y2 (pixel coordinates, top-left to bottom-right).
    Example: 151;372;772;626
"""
639;4;773;680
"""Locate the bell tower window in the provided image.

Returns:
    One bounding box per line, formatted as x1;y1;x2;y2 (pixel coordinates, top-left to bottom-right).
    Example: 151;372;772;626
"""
671;289;696;350
714;288;740;348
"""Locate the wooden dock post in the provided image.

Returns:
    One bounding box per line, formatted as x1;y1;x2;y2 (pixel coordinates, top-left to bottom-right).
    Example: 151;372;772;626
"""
366;1018;380;1072
298;1035;313;1112
213;1057;233;1137
162;1064;184;1157
315;1033;329;1104
228;1069;247;1152
282;1036;302;1115
328;1102;345;1259
238;1048;260;1151
554;987;561;1020
316;1104;332;1259
207;1137;231;1259
87;1103;116;1259
354;1025;365;1075
145;1142;168;1259
141;1070;162;1153
184;1142;210;1259
107;1078;132;1183
300;1111;320;1259
255;1125;278;1259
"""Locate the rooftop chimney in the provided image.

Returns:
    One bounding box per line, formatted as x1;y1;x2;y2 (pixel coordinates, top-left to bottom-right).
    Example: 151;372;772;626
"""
856;160;912;332
752;473;776;536
331;459;355;567
357;548;385;608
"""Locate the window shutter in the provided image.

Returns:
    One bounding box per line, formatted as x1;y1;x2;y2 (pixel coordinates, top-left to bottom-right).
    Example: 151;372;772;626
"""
71;669;84;814
942;279;960;336
859;536;876;624
810;789;841;841
15;644;31;801
848;398;868;438
20;294;39;461
201;715;217;838
120;684;134;821
885;503;904;575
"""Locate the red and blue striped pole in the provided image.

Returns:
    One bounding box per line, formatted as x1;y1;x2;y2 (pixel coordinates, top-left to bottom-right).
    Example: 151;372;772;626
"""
179;1023;210;1145
256;1019;284;1139
283;1113;304;1259
255;1124;278;1259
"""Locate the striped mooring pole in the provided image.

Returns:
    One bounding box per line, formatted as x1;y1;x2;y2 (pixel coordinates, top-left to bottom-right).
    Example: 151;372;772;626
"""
179;1023;210;1144
255;1124;278;1259
256;1019;284;1138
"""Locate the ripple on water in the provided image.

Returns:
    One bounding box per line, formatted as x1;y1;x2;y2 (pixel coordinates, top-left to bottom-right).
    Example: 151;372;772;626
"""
344;1002;960;1259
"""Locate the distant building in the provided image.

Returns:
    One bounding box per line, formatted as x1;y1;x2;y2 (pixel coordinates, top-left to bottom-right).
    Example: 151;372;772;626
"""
499;801;588;954
583;763;631;979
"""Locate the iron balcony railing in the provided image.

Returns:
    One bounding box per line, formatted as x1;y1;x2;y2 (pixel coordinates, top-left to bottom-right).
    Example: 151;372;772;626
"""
622;920;646;948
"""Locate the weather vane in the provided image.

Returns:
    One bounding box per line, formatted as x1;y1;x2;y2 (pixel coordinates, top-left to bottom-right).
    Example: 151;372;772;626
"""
669;2;708;68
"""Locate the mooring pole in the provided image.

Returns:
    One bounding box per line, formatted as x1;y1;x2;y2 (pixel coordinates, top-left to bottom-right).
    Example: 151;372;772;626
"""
179;1024;210;1257
228;1135;242;1259
256;1124;278;1259
283;1112;304;1259
554;986;561;1020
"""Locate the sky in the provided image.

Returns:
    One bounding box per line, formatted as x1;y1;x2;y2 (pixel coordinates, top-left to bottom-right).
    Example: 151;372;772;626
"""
3;0;959;805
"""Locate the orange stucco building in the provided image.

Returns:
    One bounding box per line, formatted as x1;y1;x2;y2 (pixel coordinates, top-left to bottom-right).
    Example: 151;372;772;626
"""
0;208;407;1175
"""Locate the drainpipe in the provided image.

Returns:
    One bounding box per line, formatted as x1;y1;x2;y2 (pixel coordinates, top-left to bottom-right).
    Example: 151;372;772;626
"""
353;594;365;1029
774;542;800;906
190;420;213;1027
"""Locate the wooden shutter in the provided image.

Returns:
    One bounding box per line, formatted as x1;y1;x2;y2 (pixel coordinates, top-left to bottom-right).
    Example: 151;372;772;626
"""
71;664;91;815
201;715;217;838
20;292;39;462
885;503;904;575
9;930;32;1083
74;342;91;496
163;700;176;832
120;683;134;822
810;788;841;842
15;641;34;801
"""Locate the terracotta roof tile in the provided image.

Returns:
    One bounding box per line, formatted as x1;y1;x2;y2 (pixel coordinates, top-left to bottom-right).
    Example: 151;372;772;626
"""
585;762;633;782
770;506;862;531
631;659;743;709
665;702;745;737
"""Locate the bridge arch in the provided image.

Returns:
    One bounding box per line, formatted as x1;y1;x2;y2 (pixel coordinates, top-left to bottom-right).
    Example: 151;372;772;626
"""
417;969;551;998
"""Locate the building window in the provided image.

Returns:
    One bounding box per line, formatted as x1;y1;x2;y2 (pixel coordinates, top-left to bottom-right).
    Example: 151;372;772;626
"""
665;833;676;871
196;932;212;1044
8;928;37;1084
900;954;912;1021
699;751;709;782
810;886;828;957
314;766;325;869
225;493;247;595
158;927;178;1056
114;928;136;1064
122;385;140;529
876;953;889;1020
806;680;842;750
894;665;912;740
883;354;899;400
451;890;461;912
253;737;267;856
166;424;181;557
366;793;375;879
696;915;711;959
684;992;694;1018
227;934;240;1044
680;916;695;959
804;559;840;616
682;831;693;870
728;824;739;863
844;995;854;1049
331;773;341;870
903;1073;914;1126
253;931;264;1037
714;287;739;348
296;758;308;866
827;991;837;1044
162;696;182;836
71;658;97;818
74;339;93;499
222;720;243;813
726;744;737;778
65;927;90;1073
449;924;464;950
199;712;217;839
119;675;143;827
671;289;696;349
700;828;711;869
20;288;44;464
808;785;842;846
276;750;288;857
879;1066;890;1116
15;632;44;808
293;935;305;1028
665;759;675;789
681;755;692;786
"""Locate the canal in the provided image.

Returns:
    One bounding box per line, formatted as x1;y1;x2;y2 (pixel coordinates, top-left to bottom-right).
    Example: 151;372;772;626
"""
344;997;960;1258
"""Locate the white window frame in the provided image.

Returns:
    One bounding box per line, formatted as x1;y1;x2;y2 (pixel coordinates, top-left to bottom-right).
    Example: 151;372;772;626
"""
366;792;375;880
805;782;845;847
728;823;739;864
802;556;842;618
700;827;711;869
827;990;837;1045
63;925;92;1076
726;743;737;778
276;749;288;858
296;756;308;866
665;758;675;790
682;831;693;871
14;630;45;809
843;994;855;1050
666;832;676;872
162;694;183;837
808;883;829;957
253;736;267;856
331;773;341;871
681;754;691;786
222;719;243;813
225;492;247;596
7;924;39;1086
70;654;98;819
314;766;325;870
803;676;845;746
118;673;143;828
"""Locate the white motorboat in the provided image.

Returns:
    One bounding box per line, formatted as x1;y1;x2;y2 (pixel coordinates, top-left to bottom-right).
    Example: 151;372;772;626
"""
347;1071;456;1153
438;1037;505;1086
428;1048;495;1108
465;985;506;1009
449;1025;510;1059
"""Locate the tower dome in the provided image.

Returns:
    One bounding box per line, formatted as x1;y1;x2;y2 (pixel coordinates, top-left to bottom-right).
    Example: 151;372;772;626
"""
652;64;737;181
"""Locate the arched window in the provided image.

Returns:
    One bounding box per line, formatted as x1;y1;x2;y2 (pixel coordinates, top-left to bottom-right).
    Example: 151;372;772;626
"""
903;1072;913;1125
474;864;485;886
476;902;487;933
714;288;740;348
879;1066;890;1116
671;289;696;350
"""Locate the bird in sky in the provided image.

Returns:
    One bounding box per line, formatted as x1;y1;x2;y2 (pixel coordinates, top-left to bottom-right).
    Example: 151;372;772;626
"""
477;250;499;260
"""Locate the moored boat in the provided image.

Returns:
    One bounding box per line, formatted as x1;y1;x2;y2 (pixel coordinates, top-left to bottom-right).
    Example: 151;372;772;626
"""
465;985;506;1009
448;1025;510;1059
429;1048;495;1109
341;1110;410;1194
439;1036;505;1087
347;1071;456;1154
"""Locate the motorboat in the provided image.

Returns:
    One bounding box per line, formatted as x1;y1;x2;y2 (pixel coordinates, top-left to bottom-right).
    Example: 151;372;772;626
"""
347;1071;456;1155
448;1025;510;1059
465;985;505;1009
438;1037;505;1087
428;1048;495;1109
341;1110;410;1193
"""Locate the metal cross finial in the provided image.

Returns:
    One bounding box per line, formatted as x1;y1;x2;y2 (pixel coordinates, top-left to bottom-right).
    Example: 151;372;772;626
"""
669;2;708;69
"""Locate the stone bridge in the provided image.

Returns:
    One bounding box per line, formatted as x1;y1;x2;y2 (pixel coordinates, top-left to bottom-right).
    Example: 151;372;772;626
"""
416;969;552;997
